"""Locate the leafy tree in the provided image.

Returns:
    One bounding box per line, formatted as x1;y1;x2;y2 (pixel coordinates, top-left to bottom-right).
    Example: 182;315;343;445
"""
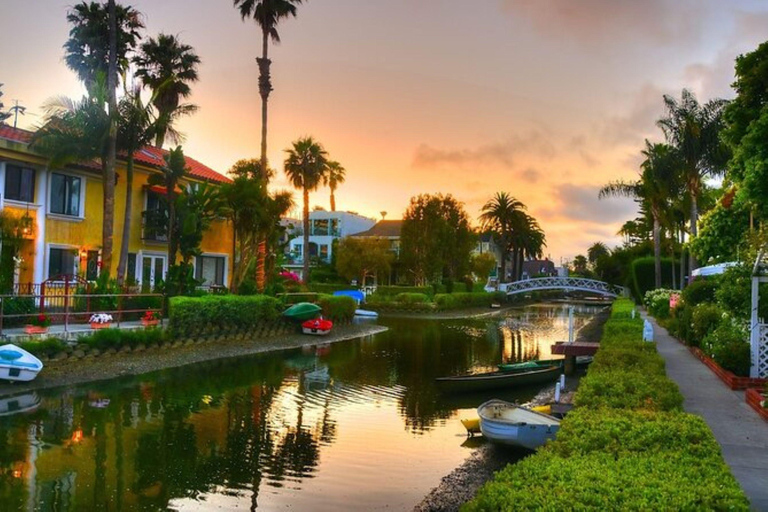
284;137;329;282
471;252;497;283
689;195;751;264
335;237;393;286
0;83;12;124
657;89;729;270
400;193;474;285
232;0;303;174
324;160;346;212
133;33;201;148
116;88;156;281
148;146;188;267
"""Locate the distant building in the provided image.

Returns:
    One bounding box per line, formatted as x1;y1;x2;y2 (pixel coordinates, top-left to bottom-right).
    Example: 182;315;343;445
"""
284;210;376;279
472;232;505;279
350;220;403;255
521;259;557;279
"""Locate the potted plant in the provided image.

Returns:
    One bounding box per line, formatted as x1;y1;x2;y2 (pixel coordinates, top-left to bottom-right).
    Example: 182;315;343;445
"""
141;310;160;327
89;313;113;330
25;314;51;334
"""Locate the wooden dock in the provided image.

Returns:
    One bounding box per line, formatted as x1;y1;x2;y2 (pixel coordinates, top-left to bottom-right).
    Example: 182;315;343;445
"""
551;341;600;356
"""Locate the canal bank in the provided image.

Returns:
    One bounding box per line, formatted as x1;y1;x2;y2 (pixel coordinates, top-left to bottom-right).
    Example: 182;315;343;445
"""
0;322;388;397
414;306;609;512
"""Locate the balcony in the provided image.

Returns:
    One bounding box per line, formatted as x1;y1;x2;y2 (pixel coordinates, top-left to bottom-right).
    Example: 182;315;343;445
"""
142;209;168;242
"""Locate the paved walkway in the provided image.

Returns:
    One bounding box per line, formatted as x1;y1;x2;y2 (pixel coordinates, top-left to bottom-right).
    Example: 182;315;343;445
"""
644;312;768;511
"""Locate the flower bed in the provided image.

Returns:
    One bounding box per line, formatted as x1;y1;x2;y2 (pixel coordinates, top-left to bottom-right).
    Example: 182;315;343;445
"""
745;388;768;422
688;346;768;390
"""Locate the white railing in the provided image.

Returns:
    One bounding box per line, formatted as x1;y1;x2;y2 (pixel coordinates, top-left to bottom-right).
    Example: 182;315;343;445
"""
498;277;628;298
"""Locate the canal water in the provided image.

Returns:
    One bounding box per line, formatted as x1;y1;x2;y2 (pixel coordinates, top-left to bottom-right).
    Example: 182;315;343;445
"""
0;304;602;511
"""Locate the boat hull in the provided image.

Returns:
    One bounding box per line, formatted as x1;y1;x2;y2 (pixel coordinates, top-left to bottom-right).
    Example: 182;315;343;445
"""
354;309;378;318
283;303;322;322
0;344;43;382
478;399;560;450
436;365;560;393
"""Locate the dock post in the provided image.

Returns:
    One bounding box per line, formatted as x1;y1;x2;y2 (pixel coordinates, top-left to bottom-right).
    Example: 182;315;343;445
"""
564;356;576;375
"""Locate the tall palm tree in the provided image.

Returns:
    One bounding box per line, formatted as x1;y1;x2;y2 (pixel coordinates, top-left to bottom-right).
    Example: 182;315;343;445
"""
284;137;328;281
600;141;680;288
232;0;303;174
64;0;143;275
515;214;546;280
587;242;609;266
148;146;189;266
657;89;729;271
324;160;345;211
479;192;527;283
133;33;201;148
116;88;156;281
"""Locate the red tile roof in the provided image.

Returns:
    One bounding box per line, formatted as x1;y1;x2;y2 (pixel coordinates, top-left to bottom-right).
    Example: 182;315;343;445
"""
0;125;230;183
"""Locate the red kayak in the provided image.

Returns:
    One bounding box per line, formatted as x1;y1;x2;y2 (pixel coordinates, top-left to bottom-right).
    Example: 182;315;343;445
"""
302;318;333;335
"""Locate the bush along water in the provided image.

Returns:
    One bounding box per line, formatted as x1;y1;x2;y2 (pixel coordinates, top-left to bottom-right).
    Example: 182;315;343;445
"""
465;298;749;511
168;295;284;339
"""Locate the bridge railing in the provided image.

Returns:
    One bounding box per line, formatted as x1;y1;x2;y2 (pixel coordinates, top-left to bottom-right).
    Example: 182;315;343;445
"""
499;277;627;297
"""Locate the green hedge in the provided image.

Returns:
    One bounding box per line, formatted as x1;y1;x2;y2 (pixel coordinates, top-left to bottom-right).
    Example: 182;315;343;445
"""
79;327;166;350
18;337;69;358
317;294;356;323
630;256;674;300
466;298;748;510
169;295;283;338
372;286;432;297
433;292;505;310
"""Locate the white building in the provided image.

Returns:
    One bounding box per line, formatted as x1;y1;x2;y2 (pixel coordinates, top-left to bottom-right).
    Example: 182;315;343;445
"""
285;211;376;276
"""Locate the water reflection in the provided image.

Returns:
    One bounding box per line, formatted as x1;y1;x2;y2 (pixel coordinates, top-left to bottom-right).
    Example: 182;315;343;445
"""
0;303;602;510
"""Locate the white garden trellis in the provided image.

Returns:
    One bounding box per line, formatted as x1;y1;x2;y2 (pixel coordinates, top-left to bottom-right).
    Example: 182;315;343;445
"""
750;249;768;378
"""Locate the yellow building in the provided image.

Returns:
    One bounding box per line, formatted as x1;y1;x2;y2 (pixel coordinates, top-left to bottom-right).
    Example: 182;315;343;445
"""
0;125;233;289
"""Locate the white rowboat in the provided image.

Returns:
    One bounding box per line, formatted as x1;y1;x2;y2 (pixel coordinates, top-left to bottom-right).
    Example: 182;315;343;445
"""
477;399;560;450
0;344;44;382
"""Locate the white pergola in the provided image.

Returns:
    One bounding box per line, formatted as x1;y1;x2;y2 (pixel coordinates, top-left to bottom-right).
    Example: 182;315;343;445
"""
750;249;768;378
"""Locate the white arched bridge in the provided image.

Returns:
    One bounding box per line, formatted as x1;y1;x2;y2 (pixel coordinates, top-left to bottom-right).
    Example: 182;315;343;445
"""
498;277;628;298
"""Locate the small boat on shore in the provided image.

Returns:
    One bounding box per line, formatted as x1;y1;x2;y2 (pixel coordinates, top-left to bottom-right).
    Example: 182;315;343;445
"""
354;309;378;318
283;302;322;322
497;356;592;373
461;404;552;436
302;318;333;335
0;344;43;382
478;399;560;450
435;365;560;394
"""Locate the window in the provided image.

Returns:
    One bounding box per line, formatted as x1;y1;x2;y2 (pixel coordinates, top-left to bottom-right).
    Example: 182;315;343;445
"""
294;244;303;257
143;190;168;241
127;253;137;283
195;255;225;286
48;248;78;278
4;165;35;202
50;173;81;216
313;219;329;236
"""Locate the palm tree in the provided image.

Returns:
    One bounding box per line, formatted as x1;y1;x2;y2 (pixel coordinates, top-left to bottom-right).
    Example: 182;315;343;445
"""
133;33;201;148
284;137;329;281
515;214;546;279
148;146;189;266
479;192;526;283
116;88;156;281
232;0;303;174
587;242;609;266
657;89;729;271
324;160;345;211
64;0;143;275
600;141;680;288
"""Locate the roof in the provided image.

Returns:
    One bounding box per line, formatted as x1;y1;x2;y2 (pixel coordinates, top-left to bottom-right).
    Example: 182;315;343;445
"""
352;220;403;237
0;125;231;184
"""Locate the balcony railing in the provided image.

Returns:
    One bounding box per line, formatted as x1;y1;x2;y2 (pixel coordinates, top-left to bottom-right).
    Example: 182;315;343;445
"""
142;209;168;242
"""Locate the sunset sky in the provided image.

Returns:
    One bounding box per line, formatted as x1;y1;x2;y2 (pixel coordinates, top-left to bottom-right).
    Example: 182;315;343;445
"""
2;0;768;262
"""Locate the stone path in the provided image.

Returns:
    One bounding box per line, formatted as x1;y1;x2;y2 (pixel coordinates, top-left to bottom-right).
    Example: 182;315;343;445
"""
644;312;768;511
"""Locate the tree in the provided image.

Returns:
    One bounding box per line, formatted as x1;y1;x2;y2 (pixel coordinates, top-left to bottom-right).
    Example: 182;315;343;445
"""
148;146;188;267
587;242;609;266
471;252;497;283
335;237;393;286
284;137;329;282
572;255;588;276
133;33;201;148
0;84;12;124
232;0;303;174
63;0;143;274
324;160;346;211
689;195;751;265
218;173;293;290
600;141;680;288
512;213;546;280
400;194;474;285
116;88;156;281
657;89;729;271
479;192;526;282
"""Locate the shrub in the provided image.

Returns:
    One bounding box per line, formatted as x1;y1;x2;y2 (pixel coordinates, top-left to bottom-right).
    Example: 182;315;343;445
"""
703;322;751;376
168;295;283;338
675;303;695;345
609;298;636;318
317;294;356;323
629;256;674;300
18;337;68;358
574;369;683;411
373;286;432;297
433;292;503;310
691;303;723;347
587;346;666;375
394;293;430;304
643;288;674;318
1;296;35;327
681;277;719;307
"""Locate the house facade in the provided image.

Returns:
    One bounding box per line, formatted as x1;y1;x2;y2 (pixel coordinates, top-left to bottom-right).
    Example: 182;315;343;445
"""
0;125;233;290
284;210;376;278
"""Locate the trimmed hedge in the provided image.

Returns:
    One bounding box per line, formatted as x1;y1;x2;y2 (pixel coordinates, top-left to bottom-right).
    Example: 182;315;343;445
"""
466;298;748;511
18;337;69;358
433;292;505;310
372;286;433;297
630;256;674;300
169;295;283;338
317;294;356;323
